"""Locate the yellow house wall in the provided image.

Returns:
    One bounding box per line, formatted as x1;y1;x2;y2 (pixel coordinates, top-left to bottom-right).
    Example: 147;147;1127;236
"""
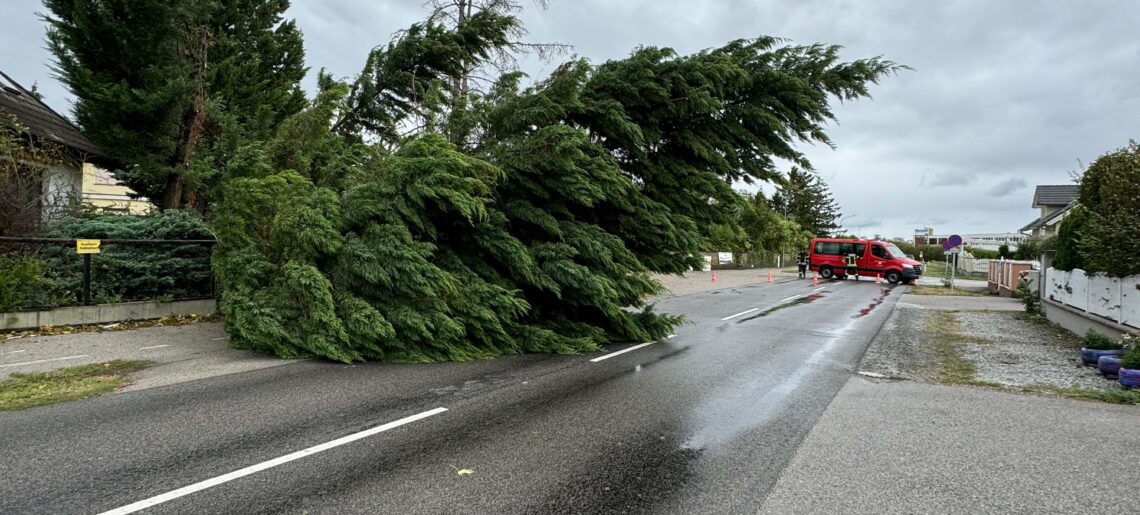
80;163;153;215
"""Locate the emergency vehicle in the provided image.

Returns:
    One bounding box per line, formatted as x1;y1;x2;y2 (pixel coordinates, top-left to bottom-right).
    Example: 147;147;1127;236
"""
808;237;923;284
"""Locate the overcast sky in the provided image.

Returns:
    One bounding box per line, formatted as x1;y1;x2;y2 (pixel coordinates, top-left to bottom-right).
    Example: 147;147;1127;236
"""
4;0;1138;239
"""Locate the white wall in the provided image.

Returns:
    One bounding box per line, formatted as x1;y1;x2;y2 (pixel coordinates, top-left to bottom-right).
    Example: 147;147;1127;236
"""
1046;268;1138;330
41;162;81;221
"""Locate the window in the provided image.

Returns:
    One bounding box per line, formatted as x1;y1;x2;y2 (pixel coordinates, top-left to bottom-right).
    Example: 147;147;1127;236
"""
815;241;842;255
815;241;865;256
871;245;888;259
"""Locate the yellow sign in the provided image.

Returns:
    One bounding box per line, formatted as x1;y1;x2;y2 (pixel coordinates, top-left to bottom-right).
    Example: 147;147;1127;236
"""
76;239;101;254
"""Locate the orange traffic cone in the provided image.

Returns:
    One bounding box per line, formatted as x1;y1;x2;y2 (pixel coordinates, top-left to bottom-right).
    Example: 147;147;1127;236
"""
711;270;718;282
812;272;819;286
875;273;882;285
767;270;773;283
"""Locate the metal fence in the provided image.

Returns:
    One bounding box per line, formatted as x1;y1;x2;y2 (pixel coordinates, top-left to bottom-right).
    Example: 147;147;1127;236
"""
0;236;216;310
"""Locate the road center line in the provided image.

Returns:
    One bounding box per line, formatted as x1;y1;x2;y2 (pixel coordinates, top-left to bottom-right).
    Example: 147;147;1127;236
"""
97;407;449;515
720;308;760;321
778;295;802;303
138;345;170;350
0;355;88;368
6;349;27;354
812;287;826;292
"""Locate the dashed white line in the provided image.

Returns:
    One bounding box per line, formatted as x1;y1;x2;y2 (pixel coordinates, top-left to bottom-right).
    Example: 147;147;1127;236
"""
812;287;826;292
778;295;802;303
5;349;27;354
138;345;170;350
720;308;760;321
0;355;88;368
97;407;449;515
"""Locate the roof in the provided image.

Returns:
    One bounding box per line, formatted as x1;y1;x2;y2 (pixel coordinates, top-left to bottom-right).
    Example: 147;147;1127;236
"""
1019;200;1077;232
0;69;109;161
1031;185;1079;207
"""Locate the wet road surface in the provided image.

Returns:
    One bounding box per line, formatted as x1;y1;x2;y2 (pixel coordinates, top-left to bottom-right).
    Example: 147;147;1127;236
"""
0;277;903;514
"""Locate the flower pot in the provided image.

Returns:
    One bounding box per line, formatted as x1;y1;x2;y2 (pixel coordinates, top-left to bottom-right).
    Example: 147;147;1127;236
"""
1081;347;1123;365
1098;355;1122;376
1119;368;1140;389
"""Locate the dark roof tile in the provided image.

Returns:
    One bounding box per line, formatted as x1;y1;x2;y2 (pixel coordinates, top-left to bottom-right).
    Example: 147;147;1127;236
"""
0;69;108;160
1031;185;1079;207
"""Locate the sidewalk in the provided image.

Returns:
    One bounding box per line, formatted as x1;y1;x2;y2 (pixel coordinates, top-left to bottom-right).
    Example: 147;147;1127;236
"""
0;323;296;391
760;290;1140;513
760;378;1140;514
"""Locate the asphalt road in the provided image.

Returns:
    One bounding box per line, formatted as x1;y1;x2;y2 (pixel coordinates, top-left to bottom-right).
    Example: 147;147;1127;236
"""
0;276;903;514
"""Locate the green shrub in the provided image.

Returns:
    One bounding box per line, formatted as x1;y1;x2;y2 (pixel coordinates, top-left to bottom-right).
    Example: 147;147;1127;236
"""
37;211;214;304
1079;142;1140;277
1083;329;1121;350
1052;206;1087;271
1016;280;1040;315
0;255;63;311
1121;346;1140;370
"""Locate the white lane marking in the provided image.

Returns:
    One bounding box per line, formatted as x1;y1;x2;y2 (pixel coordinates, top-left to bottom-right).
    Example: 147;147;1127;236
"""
591;341;658;362
667;334;677;339
97;407;449;515
0;355;88;368
720;308;759;321
138;345;170;350
6;349;27;354
812;287;826;292
779;295;802;303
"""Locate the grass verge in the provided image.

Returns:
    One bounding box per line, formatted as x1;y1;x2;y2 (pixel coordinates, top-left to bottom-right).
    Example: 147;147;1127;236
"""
0;360;152;411
927;311;1002;387
1018;384;1140;405
908;285;993;297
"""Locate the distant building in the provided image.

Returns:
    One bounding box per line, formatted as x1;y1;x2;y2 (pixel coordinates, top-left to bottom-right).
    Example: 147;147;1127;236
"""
1019;185;1079;238
917;231;1029;251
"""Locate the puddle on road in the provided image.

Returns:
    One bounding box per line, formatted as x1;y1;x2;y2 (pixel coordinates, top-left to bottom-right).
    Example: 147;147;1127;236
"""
736;293;824;323
853;287;893;318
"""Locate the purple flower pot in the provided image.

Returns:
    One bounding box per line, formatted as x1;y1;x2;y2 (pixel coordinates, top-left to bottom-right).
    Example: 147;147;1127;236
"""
1081;347;1123;365
1098;355;1122;376
1119;368;1140;389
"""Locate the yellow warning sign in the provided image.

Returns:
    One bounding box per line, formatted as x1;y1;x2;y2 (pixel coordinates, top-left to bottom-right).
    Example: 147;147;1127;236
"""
76;239;101;254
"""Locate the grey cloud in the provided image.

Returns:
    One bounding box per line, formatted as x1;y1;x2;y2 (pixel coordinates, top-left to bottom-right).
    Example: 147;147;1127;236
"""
988;178;1028;197
5;0;1137;238
925;171;978;187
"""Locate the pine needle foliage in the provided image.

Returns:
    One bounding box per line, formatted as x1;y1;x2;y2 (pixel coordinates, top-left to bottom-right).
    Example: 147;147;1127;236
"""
211;12;901;362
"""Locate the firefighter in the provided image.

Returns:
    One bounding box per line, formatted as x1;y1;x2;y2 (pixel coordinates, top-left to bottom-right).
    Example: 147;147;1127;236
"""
797;248;809;279
845;252;858;281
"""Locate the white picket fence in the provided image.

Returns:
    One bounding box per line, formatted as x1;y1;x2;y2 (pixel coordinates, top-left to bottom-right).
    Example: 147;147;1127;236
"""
1045;268;1140;329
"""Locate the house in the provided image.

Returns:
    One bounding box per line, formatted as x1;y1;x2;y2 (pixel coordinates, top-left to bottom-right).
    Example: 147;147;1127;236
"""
1019;185;1079;238
0;69;149;234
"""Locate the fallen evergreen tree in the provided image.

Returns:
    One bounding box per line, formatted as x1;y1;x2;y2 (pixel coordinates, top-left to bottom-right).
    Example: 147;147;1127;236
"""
210;8;903;362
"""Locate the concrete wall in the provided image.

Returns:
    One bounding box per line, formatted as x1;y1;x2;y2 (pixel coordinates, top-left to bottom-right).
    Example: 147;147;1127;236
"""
1043;299;1132;342
1;299;217;330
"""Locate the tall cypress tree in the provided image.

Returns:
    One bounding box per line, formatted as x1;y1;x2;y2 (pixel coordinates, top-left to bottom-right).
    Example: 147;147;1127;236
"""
212;10;902;362
771;167;843;237
43;0;307;209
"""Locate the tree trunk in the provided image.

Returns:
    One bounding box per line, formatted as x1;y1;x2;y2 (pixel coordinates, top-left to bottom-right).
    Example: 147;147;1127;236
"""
162;26;211;211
